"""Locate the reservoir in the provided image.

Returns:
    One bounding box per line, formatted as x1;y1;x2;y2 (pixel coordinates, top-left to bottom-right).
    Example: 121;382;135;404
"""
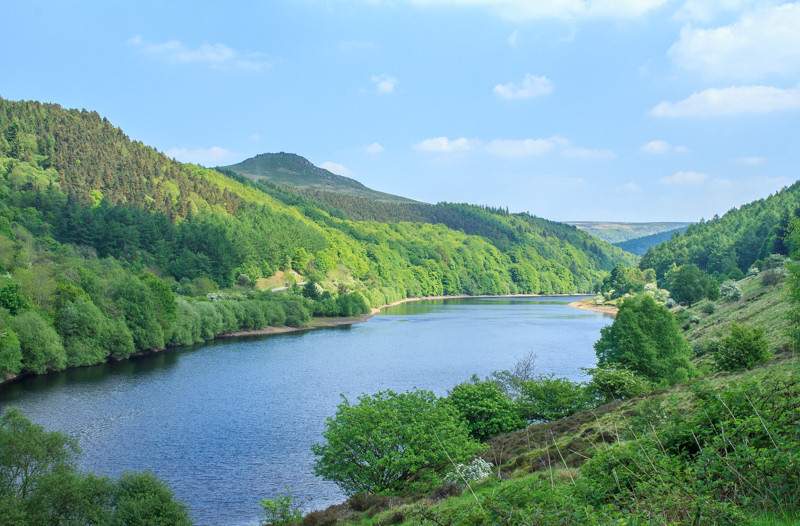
0;296;612;525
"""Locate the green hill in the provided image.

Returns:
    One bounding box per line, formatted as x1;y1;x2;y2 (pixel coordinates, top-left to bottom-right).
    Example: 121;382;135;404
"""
639;182;800;280
0;96;633;380
222;152;415;202
567;221;691;244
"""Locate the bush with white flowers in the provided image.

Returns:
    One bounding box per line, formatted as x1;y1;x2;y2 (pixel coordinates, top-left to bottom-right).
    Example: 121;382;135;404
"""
443;458;493;486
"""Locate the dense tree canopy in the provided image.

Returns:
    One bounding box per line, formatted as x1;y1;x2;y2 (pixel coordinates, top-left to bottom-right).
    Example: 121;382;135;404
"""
639;182;800;282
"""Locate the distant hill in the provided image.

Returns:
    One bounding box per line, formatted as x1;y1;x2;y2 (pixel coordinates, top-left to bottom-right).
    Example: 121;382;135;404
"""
222;153;415;203
566;221;692;244
613;226;690;256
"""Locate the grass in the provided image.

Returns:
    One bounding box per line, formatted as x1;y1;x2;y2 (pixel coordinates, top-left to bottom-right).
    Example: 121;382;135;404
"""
682;273;789;349
748;511;800;526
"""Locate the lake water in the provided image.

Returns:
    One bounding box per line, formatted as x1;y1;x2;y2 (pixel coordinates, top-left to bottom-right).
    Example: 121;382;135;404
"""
0;296;611;525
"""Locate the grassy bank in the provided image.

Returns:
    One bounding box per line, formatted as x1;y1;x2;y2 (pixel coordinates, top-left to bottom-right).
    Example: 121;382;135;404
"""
296;271;796;526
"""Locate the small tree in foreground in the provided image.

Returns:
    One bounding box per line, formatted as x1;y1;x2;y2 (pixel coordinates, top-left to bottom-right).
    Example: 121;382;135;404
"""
594;294;694;386
312;389;481;496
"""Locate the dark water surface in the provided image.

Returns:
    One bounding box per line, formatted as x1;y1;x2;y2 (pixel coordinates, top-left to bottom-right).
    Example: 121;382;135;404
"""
0;296;611;525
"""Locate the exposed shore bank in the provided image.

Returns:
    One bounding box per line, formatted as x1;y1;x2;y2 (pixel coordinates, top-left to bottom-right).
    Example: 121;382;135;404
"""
568;298;618;317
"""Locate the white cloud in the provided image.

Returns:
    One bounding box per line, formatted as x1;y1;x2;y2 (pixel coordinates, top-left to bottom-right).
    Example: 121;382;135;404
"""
128;36;268;71
250;134;260;141
674;0;757;23
651;84;800;117
640;140;689;154
641;140;671;154
669;3;800;80
400;0;669;20
364;142;385;154
319;162;352;175
507;30;519;46
494;74;554;100
659;170;708;185
736;156;765;165
618;182;641;192
414;135;613;159
414;137;479;153
563;147;616;159
371;74;397;94
485;137;566;157
166;146;239;166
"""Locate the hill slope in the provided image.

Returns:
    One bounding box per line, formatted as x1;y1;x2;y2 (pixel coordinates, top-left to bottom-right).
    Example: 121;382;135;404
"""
0;96;637;380
222;152;415;202
639;182;800;280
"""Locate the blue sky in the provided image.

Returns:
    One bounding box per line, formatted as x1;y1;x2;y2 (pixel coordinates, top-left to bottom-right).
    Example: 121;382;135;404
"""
2;0;799;222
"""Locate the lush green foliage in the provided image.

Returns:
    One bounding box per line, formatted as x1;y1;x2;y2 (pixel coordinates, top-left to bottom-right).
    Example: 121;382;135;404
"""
311;390;482;495
515;374;591;422
599;263;655;299
447;378;525;441
0;408;192;525
713;322;771;371
584;365;654;404
595;294;694;385
640;182;800;282
258;486;303;526
581;376;800;523
0;95;635;379
667;263;719;306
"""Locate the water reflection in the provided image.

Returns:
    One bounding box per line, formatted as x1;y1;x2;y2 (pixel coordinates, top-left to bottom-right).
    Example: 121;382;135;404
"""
0;295;609;526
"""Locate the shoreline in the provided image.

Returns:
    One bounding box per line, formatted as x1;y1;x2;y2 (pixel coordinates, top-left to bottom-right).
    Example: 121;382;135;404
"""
0;292;596;387
568;299;618;317
371;292;590;314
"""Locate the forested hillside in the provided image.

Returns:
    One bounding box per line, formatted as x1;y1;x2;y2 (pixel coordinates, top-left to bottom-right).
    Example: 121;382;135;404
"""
0;96;633;380
639;182;800;280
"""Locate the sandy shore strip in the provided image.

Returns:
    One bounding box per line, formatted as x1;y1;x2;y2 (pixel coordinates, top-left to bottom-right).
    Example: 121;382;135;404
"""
568;299;618;317
216;314;374;339
371;293;585;314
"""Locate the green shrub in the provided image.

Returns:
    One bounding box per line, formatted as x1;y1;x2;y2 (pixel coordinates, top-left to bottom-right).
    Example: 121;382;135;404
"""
447;379;524;441
713;322;771;371
312;389;481;495
515;374;590;422
585;366;653;404
258;486;302;526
